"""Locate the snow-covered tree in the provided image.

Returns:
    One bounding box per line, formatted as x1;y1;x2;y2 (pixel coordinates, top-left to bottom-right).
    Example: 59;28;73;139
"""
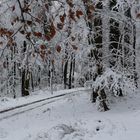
0;0;139;111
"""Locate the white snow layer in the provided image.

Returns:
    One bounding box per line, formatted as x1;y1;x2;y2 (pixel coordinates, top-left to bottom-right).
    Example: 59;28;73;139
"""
0;89;140;140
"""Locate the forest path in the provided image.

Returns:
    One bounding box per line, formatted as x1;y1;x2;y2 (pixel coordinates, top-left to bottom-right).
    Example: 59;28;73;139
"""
0;88;91;121
0;89;140;140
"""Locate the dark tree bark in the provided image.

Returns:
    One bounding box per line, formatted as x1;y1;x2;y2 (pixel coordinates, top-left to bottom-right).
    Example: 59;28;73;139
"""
132;24;138;88
109;0;120;68
82;0;109;111
64;58;68;89
21;41;30;97
109;0;124;97
99;89;109;111
69;59;73;89
21;69;30;96
124;5;138;88
30;72;34;91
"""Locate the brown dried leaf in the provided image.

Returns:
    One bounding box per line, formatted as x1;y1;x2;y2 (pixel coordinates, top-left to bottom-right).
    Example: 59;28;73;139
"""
76;10;83;18
72;45;78;50
66;0;73;7
33;32;42;37
89;5;95;13
60;15;65;23
56;45;61;53
136;13;140;18
40;45;46;50
45;22;56;41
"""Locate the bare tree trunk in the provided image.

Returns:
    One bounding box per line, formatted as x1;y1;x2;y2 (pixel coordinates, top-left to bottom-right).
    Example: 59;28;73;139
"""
69;57;73;89
21;41;30;97
21;69;30;96
82;0;109;111
132;24;138;88
64;59;68;89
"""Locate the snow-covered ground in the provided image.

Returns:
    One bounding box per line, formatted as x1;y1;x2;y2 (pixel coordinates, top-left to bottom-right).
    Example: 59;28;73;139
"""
0;89;140;140
0;88;87;112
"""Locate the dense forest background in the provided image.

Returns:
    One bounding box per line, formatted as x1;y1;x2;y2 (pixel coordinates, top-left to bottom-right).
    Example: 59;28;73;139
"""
0;0;140;111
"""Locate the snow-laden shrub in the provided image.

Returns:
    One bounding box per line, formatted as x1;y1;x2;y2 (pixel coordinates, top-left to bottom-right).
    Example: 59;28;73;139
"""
91;68;136;111
92;68;136;97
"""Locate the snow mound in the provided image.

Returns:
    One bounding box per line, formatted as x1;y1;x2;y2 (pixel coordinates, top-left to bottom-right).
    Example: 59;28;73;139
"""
28;123;93;140
35;124;75;140
30;119;121;140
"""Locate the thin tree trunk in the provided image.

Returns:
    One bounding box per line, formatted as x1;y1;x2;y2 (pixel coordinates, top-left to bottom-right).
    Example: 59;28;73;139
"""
64;59;68;89
69;57;73;89
132;24;138;88
21;69;29;96
82;0;109;111
21;41;30;96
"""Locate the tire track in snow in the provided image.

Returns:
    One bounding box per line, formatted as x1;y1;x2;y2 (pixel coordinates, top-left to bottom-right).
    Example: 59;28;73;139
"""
0;89;91;121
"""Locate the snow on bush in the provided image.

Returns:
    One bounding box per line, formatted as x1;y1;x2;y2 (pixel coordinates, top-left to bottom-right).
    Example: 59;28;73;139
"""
92;68;136;97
